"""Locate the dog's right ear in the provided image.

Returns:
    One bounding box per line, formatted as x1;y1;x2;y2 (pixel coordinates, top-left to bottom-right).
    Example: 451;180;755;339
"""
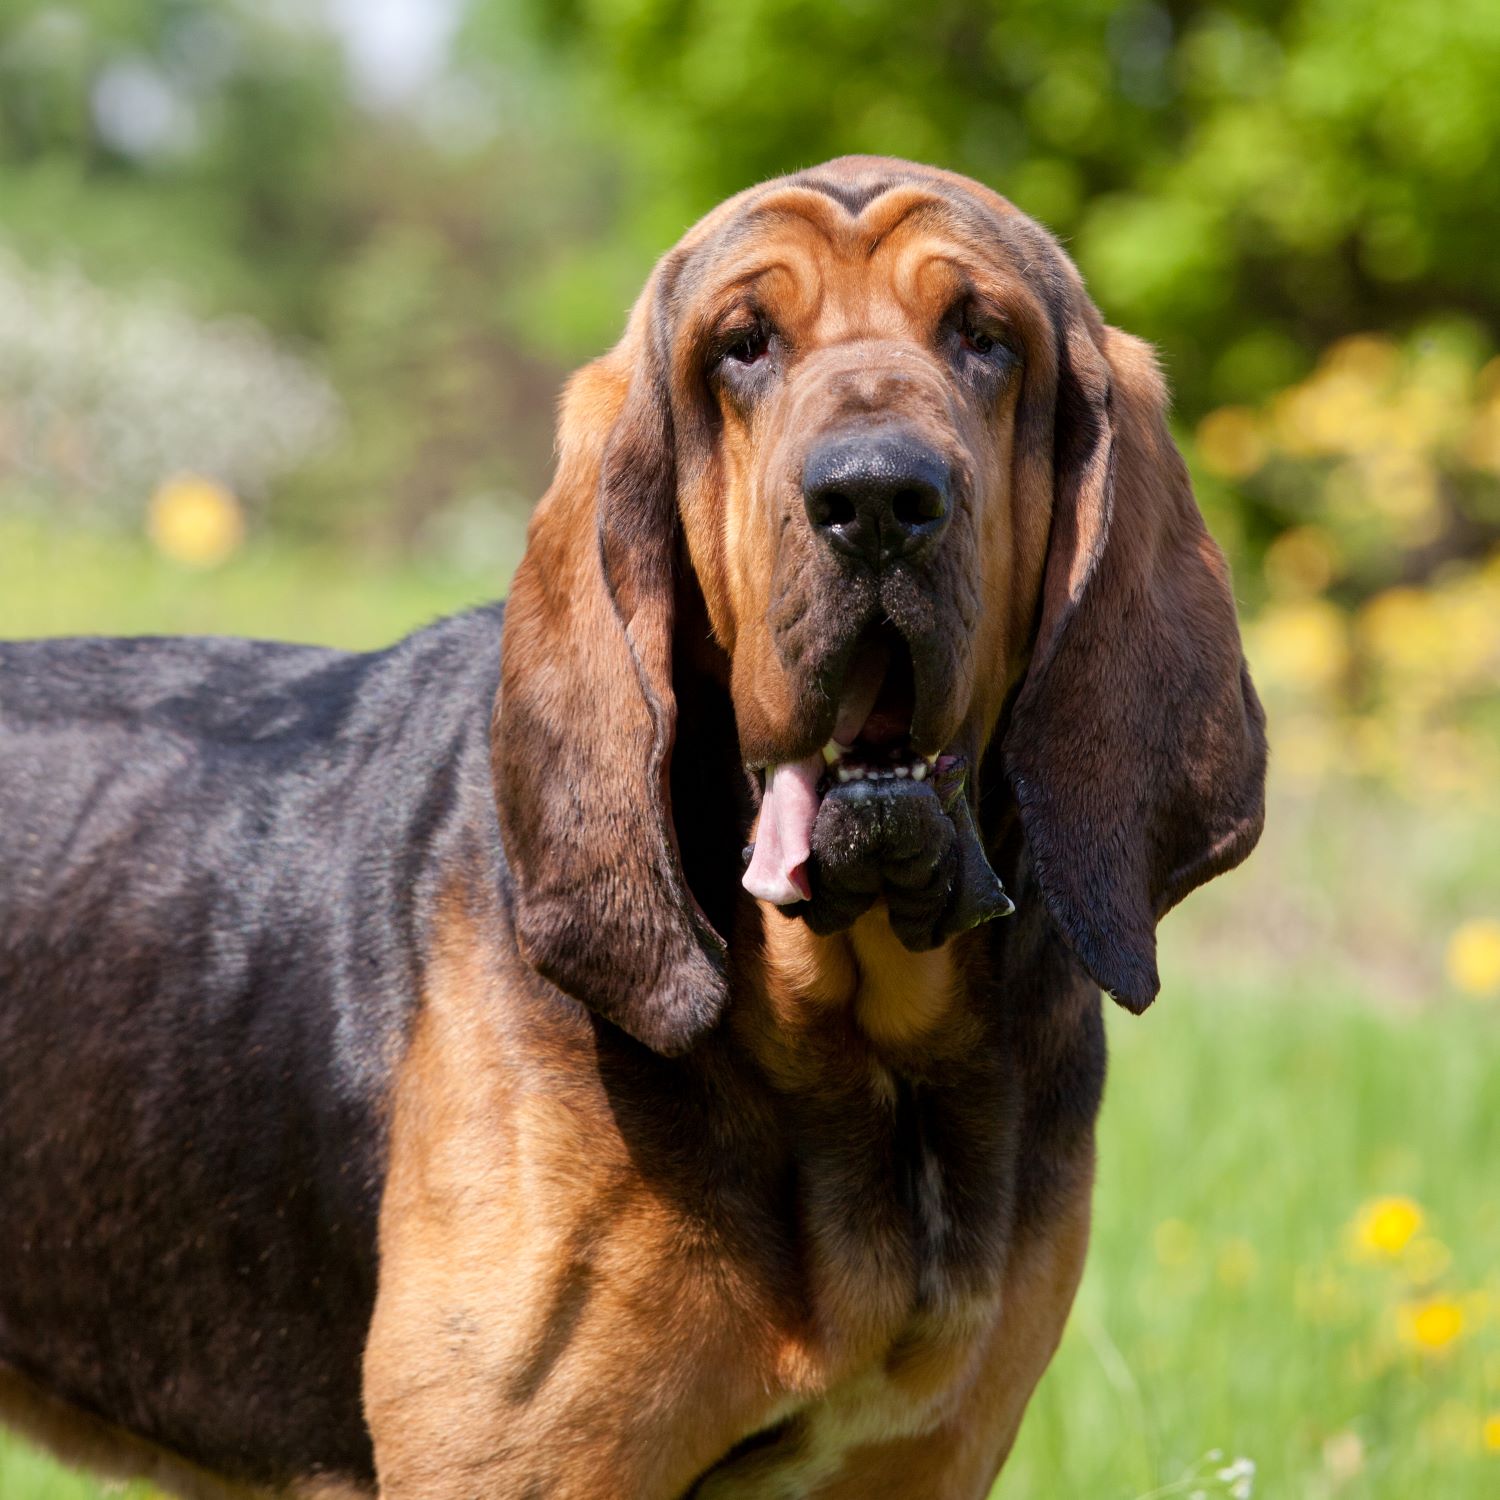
492;277;728;1057
1003;293;1267;1014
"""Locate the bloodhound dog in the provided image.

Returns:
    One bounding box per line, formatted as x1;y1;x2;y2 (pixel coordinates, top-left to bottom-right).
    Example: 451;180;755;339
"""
0;156;1265;1499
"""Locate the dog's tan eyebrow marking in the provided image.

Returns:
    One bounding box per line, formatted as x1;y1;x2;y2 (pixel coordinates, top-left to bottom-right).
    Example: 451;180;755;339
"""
860;196;955;259
733;189;961;274
711;260;799;297
698;258;826;337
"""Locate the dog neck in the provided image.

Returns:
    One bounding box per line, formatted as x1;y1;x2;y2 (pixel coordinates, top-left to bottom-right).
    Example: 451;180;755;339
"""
769;906;962;1043
729;900;983;1097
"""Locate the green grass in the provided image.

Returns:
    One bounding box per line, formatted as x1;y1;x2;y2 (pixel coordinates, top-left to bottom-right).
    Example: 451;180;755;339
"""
2;512;1498;1498
0;1441;151;1500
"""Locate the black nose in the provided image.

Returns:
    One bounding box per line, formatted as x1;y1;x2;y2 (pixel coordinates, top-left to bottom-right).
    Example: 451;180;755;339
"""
802;432;953;567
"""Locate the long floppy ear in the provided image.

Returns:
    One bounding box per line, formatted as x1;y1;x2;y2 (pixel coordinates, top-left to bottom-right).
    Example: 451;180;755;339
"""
1004;307;1267;1013
492;281;727;1055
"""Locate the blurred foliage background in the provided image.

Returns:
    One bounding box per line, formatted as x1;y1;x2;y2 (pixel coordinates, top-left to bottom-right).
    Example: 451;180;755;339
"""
1;1;1498;1498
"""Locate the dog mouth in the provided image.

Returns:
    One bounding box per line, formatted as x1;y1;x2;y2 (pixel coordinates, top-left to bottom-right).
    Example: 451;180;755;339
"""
743;623;959;907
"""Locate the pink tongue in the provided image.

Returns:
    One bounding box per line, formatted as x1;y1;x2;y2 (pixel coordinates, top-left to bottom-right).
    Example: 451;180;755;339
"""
742;753;822;906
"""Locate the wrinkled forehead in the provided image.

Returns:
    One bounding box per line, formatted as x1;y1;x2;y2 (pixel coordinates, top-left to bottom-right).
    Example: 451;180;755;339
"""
665;162;1072;347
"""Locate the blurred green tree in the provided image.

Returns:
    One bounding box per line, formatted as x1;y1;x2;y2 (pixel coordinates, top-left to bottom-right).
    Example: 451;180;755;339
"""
0;0;352;325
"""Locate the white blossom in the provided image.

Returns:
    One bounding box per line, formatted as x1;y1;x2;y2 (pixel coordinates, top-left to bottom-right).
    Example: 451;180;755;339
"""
0;248;341;509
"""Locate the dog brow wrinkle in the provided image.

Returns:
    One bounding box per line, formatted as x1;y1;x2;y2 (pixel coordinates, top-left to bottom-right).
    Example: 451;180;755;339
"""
797;176;899;216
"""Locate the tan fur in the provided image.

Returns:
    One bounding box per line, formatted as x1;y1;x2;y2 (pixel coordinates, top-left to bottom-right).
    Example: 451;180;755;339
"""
364;896;796;1499
692;1179;1091;1500
814;1176;1092;1499
755;903;966;1056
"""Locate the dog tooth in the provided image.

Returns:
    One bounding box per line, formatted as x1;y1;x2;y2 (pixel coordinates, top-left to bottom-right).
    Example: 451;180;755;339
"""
850;767;865;781
836;765;852;783
911;762;927;781
822;739;842;766
894;764;909;778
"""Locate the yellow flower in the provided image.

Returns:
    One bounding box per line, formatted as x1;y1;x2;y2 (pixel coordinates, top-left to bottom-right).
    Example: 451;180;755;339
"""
147;474;245;568
1350;1195;1424;1258
1446;919;1500;999
1400;1296;1465;1354
1484;1413;1500;1453
1196;406;1267;478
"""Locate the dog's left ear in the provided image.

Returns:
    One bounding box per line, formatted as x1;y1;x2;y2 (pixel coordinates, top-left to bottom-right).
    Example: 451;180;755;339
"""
1004;302;1267;1013
492;269;728;1055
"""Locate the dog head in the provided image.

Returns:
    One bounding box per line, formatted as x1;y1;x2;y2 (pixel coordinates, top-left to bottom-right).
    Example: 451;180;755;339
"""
493;156;1266;1054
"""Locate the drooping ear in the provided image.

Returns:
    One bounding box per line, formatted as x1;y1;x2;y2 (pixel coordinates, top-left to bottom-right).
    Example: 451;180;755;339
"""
1003;306;1267;1013
492;277;727;1055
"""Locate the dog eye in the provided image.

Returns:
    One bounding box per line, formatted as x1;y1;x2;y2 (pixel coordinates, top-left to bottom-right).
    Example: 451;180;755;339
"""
722;325;770;366
948;304;1020;387
959;310;1006;360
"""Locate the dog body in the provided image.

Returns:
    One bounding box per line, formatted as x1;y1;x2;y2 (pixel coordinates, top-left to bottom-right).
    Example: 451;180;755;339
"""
0;617;501;1493
0;158;1264;1499
0;612;1096;1499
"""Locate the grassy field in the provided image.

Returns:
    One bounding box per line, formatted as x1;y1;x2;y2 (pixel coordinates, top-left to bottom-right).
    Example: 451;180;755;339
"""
1;514;1497;1499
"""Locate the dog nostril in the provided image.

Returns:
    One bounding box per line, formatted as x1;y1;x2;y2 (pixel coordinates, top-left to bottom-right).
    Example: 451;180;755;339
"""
812;489;857;529
802;434;953;565
891;487;945;530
